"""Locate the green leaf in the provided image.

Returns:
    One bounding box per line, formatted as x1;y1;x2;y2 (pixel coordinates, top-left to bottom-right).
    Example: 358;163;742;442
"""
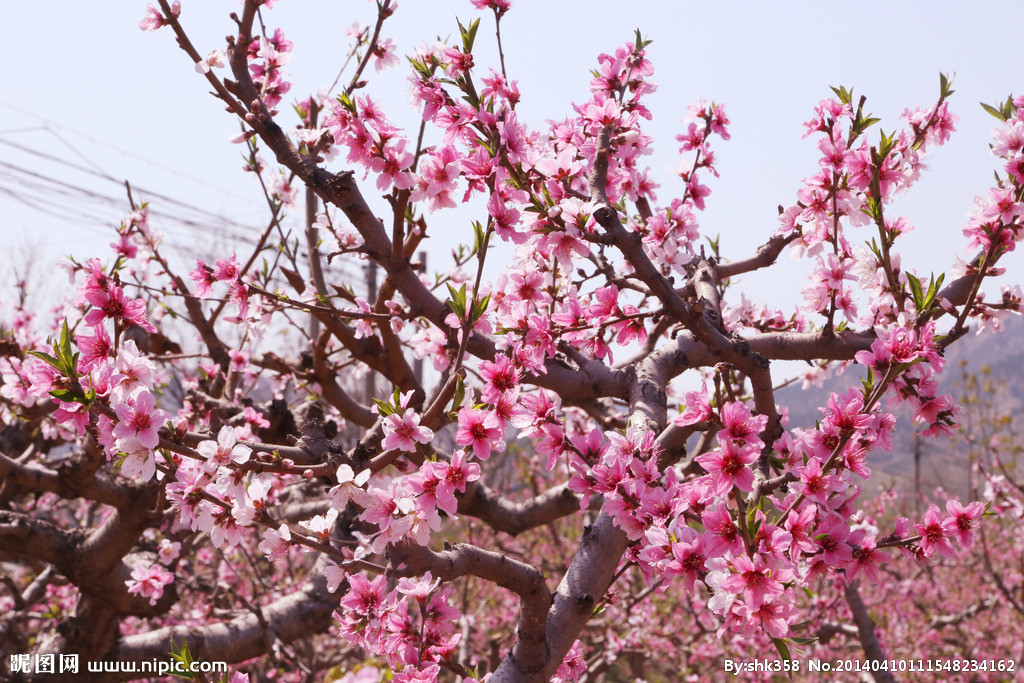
372;397;397;418
335;92;356;113
26;350;61;371
789;636;819;646
771;637;792;664
58;320;75;369
939;72;955;99
41;599;62;619
980;101;1009;122
446;283;468;321
922;272;945;311
451;374;466;413
457;17;480;53
472;220;486;254
861;367;875;394
470;293;491;325
633;28;652;51
863;194;881;222
169;638;197;680
877;129;897;160
829;85;853;105
748;512;763;540
851;114;880;138
906;272;924;310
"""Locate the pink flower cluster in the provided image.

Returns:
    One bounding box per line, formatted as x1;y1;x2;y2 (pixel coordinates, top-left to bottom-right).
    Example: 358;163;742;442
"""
247;28;293;110
912;499;985;558
955;99;1024;297
189;253;251;319
358;450;481;553
558;384;987;642
325;96;416;195
854;323;959;437
334;572;462;681
783;94;959;328
139;1;179;32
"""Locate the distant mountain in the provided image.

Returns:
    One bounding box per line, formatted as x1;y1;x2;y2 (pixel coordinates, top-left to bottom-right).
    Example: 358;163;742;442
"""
775;315;1024;500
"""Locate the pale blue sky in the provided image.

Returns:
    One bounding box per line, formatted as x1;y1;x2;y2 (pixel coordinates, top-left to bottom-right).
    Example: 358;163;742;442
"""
2;1;1021;313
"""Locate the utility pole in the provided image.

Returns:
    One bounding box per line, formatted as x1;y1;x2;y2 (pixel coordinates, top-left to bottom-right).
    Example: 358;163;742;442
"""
413;250;426;386
913;429;922;519
303;102;326;341
364;260;378;403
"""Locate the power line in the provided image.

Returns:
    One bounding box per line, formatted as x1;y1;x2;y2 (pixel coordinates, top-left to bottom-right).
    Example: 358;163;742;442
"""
0;138;257;234
0;117;372;295
0;98;253;204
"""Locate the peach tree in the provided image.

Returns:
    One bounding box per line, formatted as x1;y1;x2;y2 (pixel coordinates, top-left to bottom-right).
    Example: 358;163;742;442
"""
1;1;1023;681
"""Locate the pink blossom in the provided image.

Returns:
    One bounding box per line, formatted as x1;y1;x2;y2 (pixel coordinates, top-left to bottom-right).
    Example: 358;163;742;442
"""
915;504;956;558
695;440;758;496
330;464;372;508
797;457;843;504
944;498;984;549
442;448;481;495
471;0;511;13
479;355;521;404
257;524;292;560
381;408;434;453
195;49;226;74
991;119;1024;157
83;284;156;333
737;597;796;639
720;554;787;607
109;340;156;400
299;508;339;543
126;563;174;605
367;138;414;192
456;407;504;460
112;390;167;449
139;1;179;32
213;254;240;282
674;386;712;427
669;526;707;592
815;513;854;566
196;426;252;473
487;192;525;244
701;503;744;558
324;562;348;594
157;539;181;565
117;436;157;481
371;37;399;73
338;572;387;616
75;325;112;372
717;401;769;448
410;145;461;211
189;260;217;299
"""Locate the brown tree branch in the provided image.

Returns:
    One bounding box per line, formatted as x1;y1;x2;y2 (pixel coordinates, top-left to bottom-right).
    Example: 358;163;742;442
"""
0;449;135;509
717;230;801;279
843;581;896;683
111;572;335;679
457;482;584;536
388;541;553;669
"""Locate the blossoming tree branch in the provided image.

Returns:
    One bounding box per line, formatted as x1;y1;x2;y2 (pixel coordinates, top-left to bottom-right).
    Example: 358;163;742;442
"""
1;0;1023;681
